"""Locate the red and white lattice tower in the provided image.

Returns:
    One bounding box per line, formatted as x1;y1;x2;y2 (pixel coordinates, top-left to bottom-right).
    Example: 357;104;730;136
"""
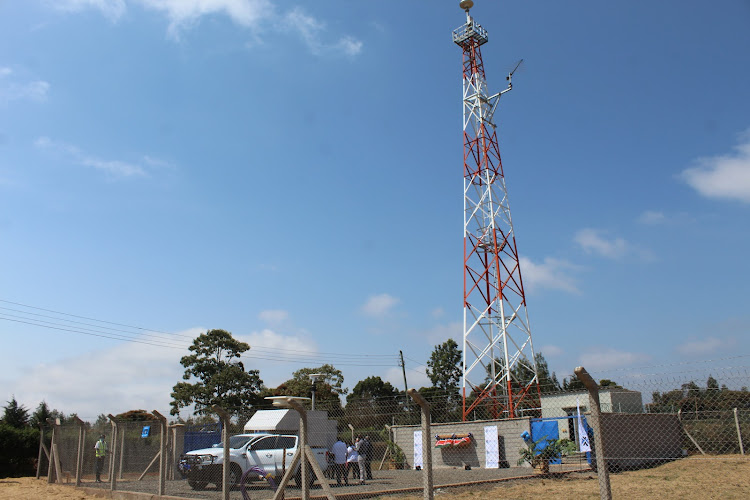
453;1;539;420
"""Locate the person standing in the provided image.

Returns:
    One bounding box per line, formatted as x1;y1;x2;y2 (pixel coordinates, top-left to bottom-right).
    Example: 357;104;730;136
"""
330;438;348;486
94;434;107;483
355;437;366;484
346;442;361;483
361;435;374;480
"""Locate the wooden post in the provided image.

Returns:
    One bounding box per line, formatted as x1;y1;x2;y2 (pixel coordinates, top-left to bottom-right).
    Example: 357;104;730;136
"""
36;424;46;479
73;416;86;486
170;424;185;480
46;418;58;484
270;397;335;500
408;389;433;500
153;410;168;496
108;415;118;491
118;421;125;479
735;408;745;455
212;406;231;500
677;409;706;455
575;367;612;500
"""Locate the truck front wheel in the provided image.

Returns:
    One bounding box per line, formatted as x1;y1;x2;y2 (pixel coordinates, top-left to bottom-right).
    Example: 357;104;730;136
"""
229;463;243;485
188;479;208;490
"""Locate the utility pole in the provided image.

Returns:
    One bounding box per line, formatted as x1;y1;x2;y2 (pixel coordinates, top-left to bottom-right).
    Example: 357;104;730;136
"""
399;351;409;406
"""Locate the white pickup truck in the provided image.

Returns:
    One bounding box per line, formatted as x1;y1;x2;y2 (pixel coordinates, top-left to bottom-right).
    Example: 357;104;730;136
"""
179;433;328;490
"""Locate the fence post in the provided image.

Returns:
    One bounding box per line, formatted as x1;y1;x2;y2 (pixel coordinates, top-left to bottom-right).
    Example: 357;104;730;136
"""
46;418;59;484
170;424;185;480
734;408;745;455
677;409;705;455
267;396;335;500
212;406;231;500
153;410;168;496
408;388;433;500
108;414;118;491
575;366;612;500
73;416;86;487
36;424;46;479
118;421;125;479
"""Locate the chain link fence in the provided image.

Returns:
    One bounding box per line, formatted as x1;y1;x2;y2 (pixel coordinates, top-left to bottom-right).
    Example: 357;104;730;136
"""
40;366;748;499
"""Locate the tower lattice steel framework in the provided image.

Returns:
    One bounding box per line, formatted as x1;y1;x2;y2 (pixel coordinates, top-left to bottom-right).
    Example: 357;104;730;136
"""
453;1;539;420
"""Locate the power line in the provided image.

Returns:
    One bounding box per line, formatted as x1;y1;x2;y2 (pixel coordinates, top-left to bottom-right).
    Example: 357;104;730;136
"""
0;299;402;366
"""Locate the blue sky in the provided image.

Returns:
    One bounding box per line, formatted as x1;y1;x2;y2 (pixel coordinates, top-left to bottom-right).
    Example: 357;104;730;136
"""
1;0;749;419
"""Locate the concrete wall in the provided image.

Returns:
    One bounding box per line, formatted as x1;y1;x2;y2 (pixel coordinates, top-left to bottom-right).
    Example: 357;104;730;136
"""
592;413;683;470
391;417;531;469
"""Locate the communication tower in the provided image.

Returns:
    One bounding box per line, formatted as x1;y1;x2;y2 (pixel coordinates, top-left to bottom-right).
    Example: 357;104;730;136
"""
453;0;539;420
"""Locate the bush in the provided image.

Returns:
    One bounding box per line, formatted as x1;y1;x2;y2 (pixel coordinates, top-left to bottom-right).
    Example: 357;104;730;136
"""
0;424;40;478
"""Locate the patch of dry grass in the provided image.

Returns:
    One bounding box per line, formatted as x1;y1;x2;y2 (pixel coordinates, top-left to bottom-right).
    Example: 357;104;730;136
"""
393;455;750;500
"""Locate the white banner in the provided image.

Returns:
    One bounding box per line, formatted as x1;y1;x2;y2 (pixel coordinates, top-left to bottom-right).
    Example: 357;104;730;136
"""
413;430;423;469
577;398;591;452
484;425;499;468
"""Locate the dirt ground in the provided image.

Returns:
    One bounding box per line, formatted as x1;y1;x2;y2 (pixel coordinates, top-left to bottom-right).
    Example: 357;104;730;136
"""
2;455;748;499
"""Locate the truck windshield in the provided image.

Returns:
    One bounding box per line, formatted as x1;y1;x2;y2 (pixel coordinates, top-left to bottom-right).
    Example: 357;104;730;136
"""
229;435;254;449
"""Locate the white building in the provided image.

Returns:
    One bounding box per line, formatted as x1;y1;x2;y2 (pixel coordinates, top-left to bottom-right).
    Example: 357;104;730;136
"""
540;389;643;442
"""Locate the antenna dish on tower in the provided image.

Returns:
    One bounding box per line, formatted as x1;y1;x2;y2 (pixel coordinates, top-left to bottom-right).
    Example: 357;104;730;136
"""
459;0;474;11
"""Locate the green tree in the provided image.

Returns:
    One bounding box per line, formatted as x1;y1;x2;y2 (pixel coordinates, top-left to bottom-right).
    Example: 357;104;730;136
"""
562;375;585;391
2;397;29;429
706;375;719;392
29;401;53;429
170;329;264;418
116;409;157;421
426;339;462;392
345;376;402;428
598;379;622;389
533;353;562;393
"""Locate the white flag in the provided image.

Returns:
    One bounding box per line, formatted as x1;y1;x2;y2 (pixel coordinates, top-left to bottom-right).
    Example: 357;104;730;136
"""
577;398;591;452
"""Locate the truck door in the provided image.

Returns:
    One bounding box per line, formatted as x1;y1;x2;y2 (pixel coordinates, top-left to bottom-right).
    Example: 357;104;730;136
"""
276;436;298;473
245;436;279;475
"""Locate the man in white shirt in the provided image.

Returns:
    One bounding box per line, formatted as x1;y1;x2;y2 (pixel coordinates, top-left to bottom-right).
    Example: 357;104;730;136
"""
330;438;348;486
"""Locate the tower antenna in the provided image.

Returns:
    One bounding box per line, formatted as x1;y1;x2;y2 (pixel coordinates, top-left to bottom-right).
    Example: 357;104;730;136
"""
452;3;539;420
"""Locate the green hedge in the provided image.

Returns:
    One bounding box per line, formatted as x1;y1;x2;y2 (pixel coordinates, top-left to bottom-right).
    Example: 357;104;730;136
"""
0;424;40;478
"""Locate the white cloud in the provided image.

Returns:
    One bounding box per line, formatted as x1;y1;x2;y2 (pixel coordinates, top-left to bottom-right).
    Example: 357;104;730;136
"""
637;210;666;225
137;0;272;39
51;0;128;21
51;1;363;55
4;326;321;418
282;7;362;56
7;327;202;418
519;256;580;294
35;136;164;178
577;347;643;371
361;293;399;317
676;336;735;356
258;309;288;324
421;321;462;345
0;67;50;105
574;228;628;259
431;307;445;318
538;344;564;357
238;328;319;386
333;36;363;57
680;129;750;203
